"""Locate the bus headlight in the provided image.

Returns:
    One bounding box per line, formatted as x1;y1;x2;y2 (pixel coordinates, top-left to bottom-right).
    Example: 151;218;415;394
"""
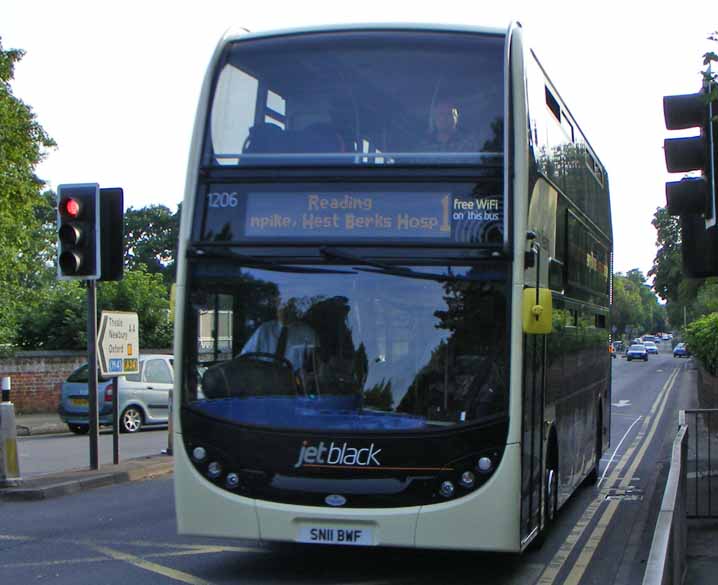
207;461;222;480
459;471;475;489
477;456;493;474
192;446;207;462
225;472;240;489
439;481;455;498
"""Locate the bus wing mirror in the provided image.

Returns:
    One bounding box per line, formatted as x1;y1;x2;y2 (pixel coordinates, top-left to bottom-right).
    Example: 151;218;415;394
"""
522;288;553;335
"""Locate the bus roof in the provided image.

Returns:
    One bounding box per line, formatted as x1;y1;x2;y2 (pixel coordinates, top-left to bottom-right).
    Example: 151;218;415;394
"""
222;22;509;44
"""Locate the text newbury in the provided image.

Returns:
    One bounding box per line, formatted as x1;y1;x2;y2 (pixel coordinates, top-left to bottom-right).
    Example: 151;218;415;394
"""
97;311;140;376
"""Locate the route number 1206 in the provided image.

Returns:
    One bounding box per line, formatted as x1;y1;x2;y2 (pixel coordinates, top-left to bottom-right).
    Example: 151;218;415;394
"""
207;192;239;208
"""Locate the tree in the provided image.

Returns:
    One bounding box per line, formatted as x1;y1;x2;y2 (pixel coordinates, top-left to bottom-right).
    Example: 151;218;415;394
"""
611;269;666;337
649;207;683;304
611;274;644;337
124;204;180;285
14;281;86;350
0;38;55;343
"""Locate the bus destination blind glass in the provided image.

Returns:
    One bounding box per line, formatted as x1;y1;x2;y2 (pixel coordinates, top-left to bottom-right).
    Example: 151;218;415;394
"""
201;188;503;244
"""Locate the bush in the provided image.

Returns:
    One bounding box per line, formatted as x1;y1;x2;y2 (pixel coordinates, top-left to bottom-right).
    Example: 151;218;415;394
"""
685;313;718;376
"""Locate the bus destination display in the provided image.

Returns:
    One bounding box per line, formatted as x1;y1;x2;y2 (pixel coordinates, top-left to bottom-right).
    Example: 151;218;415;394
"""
201;187;503;244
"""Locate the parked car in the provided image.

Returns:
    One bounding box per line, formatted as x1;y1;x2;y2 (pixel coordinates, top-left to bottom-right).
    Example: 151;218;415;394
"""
673;343;690;358
58;354;174;434
626;344;649;361
643;341;658;354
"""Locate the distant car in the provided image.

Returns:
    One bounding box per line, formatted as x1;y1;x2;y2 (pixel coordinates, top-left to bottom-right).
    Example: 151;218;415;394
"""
643;341;658;354
613;341;625;353
673;343;690;358
58;354;174;434
626;344;649;361
642;335;657;344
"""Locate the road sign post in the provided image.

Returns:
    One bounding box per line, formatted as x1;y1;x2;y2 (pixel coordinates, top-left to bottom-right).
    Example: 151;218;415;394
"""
88;282;99;470
98;311;140;464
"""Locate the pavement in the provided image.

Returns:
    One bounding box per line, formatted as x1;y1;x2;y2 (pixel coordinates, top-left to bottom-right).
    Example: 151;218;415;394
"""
0;411;173;501
686;518;718;585
684;405;718;585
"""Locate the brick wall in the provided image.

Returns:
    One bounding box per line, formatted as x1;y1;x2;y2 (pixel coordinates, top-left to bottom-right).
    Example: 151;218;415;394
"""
0;352;87;414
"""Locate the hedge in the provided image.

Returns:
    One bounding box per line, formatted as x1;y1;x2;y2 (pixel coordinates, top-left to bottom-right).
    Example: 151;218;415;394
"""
685;312;718;376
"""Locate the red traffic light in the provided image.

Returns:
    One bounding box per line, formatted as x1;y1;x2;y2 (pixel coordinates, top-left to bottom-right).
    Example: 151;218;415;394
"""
56;184;100;280
61;197;81;218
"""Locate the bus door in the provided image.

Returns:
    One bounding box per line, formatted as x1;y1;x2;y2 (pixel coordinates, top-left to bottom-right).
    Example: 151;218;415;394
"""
520;245;549;544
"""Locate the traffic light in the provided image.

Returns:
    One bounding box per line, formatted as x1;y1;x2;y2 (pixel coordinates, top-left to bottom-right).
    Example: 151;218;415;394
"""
663;89;716;225
663;85;718;276
57;183;100;280
99;188;124;281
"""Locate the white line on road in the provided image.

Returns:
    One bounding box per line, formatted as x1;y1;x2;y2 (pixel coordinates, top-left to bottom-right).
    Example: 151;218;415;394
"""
598;415;642;488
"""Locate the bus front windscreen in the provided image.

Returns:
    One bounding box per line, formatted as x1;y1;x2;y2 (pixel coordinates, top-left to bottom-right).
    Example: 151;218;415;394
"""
207;30;505;167
184;261;508;432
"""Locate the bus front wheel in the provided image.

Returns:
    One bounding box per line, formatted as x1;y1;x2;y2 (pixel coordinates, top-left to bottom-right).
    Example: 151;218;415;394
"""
545;466;558;524
533;448;558;549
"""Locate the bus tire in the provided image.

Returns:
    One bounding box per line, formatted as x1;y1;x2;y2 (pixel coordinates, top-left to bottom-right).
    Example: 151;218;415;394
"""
545;462;558;524
585;409;602;485
533;440;558;549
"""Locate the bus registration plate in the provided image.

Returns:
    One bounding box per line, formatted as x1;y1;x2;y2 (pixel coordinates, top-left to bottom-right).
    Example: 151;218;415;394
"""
297;525;373;546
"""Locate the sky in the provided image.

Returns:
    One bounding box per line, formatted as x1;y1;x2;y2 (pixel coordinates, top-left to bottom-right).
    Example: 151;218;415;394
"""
3;0;716;278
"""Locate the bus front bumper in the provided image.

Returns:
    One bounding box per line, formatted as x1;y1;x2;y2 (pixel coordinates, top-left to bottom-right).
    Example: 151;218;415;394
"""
175;441;522;552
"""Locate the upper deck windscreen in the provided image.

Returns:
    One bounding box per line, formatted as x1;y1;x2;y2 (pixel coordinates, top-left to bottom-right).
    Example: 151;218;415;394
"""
206;31;505;167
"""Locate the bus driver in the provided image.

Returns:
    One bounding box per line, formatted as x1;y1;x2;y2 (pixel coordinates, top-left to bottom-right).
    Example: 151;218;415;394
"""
240;297;317;371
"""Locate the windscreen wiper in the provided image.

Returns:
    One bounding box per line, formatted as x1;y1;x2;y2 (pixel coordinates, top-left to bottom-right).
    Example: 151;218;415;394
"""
188;245;357;275
319;247;482;283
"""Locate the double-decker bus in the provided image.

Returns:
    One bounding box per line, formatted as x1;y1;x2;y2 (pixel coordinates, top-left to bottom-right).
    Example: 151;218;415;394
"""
173;22;612;552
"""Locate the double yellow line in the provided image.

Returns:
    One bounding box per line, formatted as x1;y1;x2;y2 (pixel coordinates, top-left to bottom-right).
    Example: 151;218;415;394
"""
538;367;680;585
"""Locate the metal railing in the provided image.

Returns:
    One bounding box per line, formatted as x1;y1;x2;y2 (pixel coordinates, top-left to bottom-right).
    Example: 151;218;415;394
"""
642;422;688;585
681;409;718;518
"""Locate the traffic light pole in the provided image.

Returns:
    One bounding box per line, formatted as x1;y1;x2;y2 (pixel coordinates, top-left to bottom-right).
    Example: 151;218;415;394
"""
87;280;99;470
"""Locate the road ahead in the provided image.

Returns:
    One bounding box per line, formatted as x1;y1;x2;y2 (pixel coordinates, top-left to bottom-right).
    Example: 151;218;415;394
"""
0;348;698;585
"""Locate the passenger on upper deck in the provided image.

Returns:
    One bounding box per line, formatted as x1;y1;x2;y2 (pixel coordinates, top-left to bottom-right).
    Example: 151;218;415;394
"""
419;98;479;153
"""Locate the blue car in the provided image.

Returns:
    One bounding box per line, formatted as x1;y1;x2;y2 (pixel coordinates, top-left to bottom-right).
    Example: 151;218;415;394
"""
673;343;690;358
626;344;648;361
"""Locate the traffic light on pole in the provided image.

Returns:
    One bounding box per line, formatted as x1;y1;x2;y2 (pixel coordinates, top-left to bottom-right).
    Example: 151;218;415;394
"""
57;183;100;280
